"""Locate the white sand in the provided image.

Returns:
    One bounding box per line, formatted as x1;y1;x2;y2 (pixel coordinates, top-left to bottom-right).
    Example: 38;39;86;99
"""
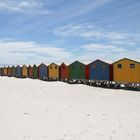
0;77;140;140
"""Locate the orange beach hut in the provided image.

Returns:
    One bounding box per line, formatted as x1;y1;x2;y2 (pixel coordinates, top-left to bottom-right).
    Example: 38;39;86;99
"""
7;66;12;76
22;65;28;78
3;66;7;76
113;58;140;83
48;63;59;80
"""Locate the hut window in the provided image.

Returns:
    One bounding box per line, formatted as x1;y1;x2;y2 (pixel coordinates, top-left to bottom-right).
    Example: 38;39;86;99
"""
117;64;122;69
55;66;57;69
130;64;135;68
62;66;65;69
93;64;96;68
102;64;106;69
50;66;52;69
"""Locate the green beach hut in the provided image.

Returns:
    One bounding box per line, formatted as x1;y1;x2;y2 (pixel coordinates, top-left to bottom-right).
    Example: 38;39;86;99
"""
69;61;86;80
12;66;16;77
33;64;38;79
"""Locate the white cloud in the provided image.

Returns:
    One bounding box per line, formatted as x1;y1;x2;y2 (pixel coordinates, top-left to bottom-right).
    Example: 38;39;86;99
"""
54;24;93;38
81;43;126;53
54;23;140;47
0;40;139;66
80;43;140;63
0;0;49;15
52;0;112;23
0;40;72;65
72;0;112;17
54;23;140;63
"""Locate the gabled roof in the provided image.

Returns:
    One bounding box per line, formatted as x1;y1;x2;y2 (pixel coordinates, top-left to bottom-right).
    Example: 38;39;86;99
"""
33;64;37;67
16;65;21;68
69;61;85;66
113;58;140;64
22;64;28;68
48;63;59;67
88;59;110;66
60;62;67;67
38;63;47;67
28;65;33;68
32;64;38;70
12;65;16;68
7;66;11;68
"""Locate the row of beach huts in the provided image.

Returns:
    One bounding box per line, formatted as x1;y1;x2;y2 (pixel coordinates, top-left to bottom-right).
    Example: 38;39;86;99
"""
0;58;140;90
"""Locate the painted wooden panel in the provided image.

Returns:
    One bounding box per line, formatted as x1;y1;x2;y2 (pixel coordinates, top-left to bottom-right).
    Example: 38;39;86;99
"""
7;66;11;76
28;65;33;78
88;59;110;80
4;67;7;76
22;65;28;78
69;61;86;79
48;63;59;79
60;63;69;79
85;65;89;80
109;64;113;81
12;66;16;77
33;64;38;79
1;67;4;76
113;58;140;82
16;65;22;77
38;63;47;79
0;68;1;76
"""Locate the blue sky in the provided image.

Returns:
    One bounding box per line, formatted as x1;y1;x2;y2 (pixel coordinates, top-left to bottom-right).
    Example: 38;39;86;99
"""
0;0;140;65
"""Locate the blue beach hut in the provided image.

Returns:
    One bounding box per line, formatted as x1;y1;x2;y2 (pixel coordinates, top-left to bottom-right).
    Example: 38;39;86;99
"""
16;65;22;78
38;63;47;79
88;59;111;80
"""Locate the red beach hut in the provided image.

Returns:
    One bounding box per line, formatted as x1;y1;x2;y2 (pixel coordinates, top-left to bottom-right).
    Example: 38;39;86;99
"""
60;63;69;80
85;65;89;80
28;65;33;78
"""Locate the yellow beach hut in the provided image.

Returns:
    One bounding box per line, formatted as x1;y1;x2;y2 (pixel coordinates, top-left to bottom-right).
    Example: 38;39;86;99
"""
22;65;28;78
48;63;59;80
3;66;8;76
113;58;140;83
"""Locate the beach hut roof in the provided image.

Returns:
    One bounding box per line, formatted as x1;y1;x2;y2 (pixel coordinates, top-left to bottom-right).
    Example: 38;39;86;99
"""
88;59;111;65
16;65;22;68
60;62;67;66
38;63;47;67
33;64;38;69
22;64;28;68
28;65;33;67
69;61;85;66
12;65;16;68
113;58;140;64
48;63;59;67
